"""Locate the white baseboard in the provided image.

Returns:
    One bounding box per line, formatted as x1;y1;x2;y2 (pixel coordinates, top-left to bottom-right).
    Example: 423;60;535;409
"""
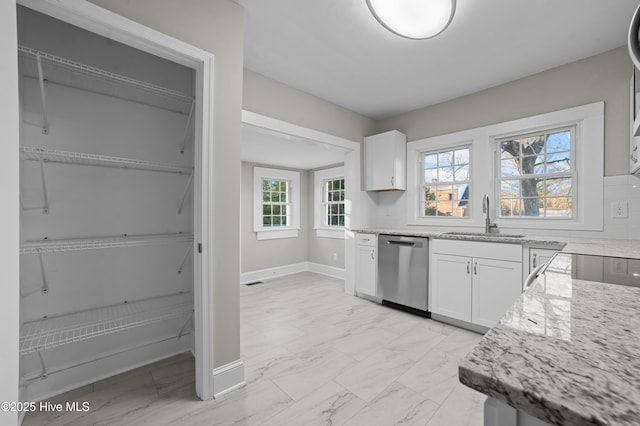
241;262;345;284
307;262;345;279
212;360;245;398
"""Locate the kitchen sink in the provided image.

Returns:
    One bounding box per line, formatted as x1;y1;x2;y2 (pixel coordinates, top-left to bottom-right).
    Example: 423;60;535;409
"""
443;232;525;238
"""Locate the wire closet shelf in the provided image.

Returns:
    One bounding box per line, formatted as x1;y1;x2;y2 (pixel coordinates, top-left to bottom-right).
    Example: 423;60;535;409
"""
20;292;193;355
18;45;194;115
20;146;194;175
20;233;194;255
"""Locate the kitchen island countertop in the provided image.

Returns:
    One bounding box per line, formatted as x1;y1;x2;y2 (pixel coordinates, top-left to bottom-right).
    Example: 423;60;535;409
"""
458;251;640;425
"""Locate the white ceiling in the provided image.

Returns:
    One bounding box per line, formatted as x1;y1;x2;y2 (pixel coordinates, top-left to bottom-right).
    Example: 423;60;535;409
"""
236;0;640;120
241;123;348;170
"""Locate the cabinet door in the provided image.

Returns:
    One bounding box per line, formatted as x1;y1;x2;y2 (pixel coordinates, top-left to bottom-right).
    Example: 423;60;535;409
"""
364;131;406;191
430;253;472;322
472;258;522;328
356;245;377;297
529;248;557;272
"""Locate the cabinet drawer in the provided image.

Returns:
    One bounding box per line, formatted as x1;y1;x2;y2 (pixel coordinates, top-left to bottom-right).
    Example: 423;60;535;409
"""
356;233;377;247
432;238;521;262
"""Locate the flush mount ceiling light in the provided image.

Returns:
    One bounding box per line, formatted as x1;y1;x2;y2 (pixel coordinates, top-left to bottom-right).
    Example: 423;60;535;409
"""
366;0;456;40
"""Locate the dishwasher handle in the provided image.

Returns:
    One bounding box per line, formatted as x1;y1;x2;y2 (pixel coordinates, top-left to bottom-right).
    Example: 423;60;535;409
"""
385;240;425;249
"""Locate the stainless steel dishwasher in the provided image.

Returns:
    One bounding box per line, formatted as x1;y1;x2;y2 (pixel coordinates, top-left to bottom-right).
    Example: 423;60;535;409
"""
378;234;430;316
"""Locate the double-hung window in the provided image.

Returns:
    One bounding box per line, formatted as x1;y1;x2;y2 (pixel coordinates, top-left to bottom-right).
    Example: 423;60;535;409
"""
497;127;574;218
422;147;470;217
253;166;300;240
314;166;345;239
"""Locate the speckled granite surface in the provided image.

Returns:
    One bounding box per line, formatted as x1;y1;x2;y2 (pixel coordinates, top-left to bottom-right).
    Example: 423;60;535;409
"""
351;228;640;258
459;252;640;426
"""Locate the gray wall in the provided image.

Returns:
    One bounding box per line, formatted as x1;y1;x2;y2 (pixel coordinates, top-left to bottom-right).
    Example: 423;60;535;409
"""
89;0;243;368
377;46;631;177
243;69;377;142
308;167;346;269
241;162;347;274
242;69;376;273
241;162;310;272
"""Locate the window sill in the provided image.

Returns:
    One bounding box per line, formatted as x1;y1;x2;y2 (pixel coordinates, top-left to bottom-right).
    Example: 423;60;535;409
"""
315;228;345;239
256;228;299;240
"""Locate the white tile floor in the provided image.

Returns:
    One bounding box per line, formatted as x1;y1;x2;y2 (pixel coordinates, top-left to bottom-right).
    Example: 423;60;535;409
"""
24;272;485;425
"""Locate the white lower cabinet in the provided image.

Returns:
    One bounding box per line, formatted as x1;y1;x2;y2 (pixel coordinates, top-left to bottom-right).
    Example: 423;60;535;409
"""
472;258;523;328
431;239;522;329
355;233;377;297
430;253;472;322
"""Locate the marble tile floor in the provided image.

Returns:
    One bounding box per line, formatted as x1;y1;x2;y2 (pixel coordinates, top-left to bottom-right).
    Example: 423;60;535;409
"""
24;272;485;425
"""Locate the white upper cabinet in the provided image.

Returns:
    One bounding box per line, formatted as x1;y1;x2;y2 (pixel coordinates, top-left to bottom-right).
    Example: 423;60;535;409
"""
364;130;406;191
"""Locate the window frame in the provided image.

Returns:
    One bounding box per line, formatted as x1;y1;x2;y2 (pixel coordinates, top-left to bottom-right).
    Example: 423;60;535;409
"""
406;102;604;231
420;145;471;218
314;166;345;239
253;166;300;240
496;126;576;220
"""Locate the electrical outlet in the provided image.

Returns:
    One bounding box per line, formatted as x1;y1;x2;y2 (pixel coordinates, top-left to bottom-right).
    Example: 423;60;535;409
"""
332;252;338;261
611;201;628;218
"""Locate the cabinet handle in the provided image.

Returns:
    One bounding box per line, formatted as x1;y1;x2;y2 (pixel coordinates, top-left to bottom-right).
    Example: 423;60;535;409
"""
532;253;538;268
474;262;478;275
371;251;374;260
633;146;638;164
466;261;470;274
391;176;394;186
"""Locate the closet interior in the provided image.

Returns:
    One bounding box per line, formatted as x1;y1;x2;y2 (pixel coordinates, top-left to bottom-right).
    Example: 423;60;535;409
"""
17;6;197;401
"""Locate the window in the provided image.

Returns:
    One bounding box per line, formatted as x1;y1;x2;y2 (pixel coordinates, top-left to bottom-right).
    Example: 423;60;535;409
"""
406;102;603;231
261;179;289;227
498;127;574;218
324;178;345;227
314;166;345;239
253;167;300;240
422;147;470;217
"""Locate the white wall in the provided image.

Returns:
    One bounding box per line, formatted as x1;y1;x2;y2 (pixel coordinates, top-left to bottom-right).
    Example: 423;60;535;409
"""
0;1;21;423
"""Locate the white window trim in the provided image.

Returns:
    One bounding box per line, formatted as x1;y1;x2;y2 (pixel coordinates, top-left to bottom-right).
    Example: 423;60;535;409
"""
314;166;345;239
406;102;604;231
253;166;300;240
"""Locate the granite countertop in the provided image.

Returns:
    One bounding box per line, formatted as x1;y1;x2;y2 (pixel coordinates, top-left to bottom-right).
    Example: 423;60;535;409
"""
351;228;640;258
459;252;640;425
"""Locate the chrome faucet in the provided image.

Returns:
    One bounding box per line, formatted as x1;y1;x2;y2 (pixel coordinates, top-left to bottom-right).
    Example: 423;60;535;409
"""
482;194;498;234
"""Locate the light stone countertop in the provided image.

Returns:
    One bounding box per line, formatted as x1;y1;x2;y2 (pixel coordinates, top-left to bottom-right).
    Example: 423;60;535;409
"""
350;228;640;258
458;252;640;425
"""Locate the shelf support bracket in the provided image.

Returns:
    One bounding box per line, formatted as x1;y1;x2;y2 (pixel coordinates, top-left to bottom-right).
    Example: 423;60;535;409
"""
178;244;193;275
178;171;194;214
178;310;194;338
37;351;48;379
36;54;49;135
38;250;49;294
39;153;50;214
179;99;195;154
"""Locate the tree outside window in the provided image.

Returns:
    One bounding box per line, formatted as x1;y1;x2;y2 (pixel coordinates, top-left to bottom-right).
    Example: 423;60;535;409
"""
498;128;574;218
